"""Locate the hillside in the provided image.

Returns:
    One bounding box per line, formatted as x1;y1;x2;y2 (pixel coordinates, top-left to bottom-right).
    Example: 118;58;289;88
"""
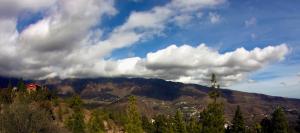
1;76;299;126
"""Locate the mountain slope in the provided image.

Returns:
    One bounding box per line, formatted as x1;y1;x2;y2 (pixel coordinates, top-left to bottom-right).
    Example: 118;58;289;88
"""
1;76;299;125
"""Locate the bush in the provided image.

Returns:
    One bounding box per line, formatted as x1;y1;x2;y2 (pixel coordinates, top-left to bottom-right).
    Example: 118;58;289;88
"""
0;100;62;133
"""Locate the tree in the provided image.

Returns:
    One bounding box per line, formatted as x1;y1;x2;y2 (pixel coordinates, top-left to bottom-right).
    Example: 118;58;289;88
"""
260;117;271;133
124;96;144;133
208;74;220;102
173;110;187;133
154;114;170;133
201;73;225;133
295;114;300;133
68;95;83;109
65;109;86;133
142;116;155;133
187;116;201;133
87;110;105;133
271;107;288;133
201;102;225;133
17;79;26;92
231;105;245;133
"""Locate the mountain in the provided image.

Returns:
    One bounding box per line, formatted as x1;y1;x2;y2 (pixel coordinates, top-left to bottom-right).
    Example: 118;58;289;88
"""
1;76;300;126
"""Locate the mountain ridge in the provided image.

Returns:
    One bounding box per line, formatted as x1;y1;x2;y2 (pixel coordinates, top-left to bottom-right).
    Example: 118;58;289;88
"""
1;76;299;125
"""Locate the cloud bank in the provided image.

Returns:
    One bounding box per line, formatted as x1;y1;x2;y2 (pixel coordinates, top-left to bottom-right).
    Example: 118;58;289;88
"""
0;0;289;86
111;44;289;86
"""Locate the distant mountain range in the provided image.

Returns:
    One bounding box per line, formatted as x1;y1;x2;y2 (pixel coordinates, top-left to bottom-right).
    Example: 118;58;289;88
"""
1;76;299;125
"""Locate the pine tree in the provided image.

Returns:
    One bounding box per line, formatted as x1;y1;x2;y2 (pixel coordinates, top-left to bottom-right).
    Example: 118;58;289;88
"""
208;73;220;102
153;114;167;133
187;116;201;133
231;105;245;133
260;117;271;133
201;102;225;133
271;107;288;133
17;79;26;92
87;110;105;133
142;116;155;133
124;96;144;133
295;114;300;133
174;110;187;133
201;73;225;133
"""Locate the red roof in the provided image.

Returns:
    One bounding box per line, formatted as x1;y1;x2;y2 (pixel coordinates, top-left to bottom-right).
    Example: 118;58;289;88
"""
26;83;40;91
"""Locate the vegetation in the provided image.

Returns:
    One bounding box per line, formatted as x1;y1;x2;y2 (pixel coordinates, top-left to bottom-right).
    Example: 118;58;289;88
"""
124;96;144;133
231;105;245;133
142;116;155;133
0;81;63;133
153;114;171;133
187;116;201;133
208;73;221;102
200;102;225;133
270;107;289;133
173;110;187;133
201;73;225;133
260;117;272;133
0;77;295;133
296;114;300;133
87;110;105;133
65;108;86;133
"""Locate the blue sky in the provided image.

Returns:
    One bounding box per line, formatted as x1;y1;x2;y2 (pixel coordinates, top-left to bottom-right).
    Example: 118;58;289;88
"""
0;0;299;98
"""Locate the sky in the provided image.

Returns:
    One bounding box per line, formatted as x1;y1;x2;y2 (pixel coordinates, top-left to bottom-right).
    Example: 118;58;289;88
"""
0;0;299;98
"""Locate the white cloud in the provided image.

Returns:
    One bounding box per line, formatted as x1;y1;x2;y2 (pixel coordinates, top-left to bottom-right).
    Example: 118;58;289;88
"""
0;0;290;88
209;12;221;24
170;0;226;12
0;0;117;79
245;17;257;27
140;44;289;86
172;14;193;27
109;0;226;43
0;0;55;18
76;44;289;86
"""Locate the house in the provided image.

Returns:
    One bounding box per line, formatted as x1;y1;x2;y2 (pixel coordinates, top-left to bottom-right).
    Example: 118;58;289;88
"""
26;83;41;92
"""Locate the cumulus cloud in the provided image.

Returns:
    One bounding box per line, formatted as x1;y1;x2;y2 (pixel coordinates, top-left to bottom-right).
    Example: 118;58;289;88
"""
0;0;290;87
0;0;117;78
93;44;289;86
0;0;227;78
0;0;55;18
140;44;289;86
